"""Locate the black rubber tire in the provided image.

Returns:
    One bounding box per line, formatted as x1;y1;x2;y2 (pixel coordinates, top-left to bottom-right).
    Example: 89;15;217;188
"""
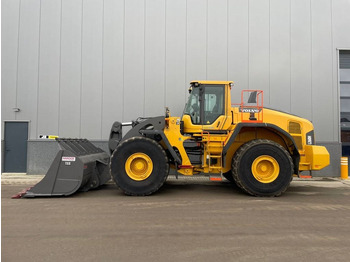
232;139;293;197
223;171;234;183
110;137;169;196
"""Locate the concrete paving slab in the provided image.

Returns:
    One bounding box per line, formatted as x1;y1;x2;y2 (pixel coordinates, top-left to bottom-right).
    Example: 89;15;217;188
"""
2;173;350;262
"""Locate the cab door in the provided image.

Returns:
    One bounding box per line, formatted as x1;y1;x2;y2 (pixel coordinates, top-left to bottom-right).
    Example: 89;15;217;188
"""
182;84;228;133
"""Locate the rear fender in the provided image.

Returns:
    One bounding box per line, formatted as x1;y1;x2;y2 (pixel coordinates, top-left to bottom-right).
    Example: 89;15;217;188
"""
223;123;300;174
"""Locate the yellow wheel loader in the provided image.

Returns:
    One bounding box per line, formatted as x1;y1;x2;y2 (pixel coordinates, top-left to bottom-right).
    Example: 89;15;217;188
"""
16;81;329;198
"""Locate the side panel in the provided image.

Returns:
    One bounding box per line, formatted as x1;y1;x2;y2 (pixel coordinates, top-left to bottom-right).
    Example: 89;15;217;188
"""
123;0;145;120
102;0;124;139
165;0;186;116
248;0;270;104
186;0;207;82
207;0;227;80
16;0;40;138
37;0;61;137
311;0;333;141
290;0;312;120
269;0;291;112
144;0;166;116
81;0;103;138
1;0;20;122
227;0;249;104
59;0;83;137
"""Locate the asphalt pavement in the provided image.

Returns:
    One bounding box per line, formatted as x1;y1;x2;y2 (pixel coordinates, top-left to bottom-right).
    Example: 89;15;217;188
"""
2;174;350;262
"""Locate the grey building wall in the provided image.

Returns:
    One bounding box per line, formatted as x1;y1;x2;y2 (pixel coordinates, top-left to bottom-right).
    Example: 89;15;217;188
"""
2;0;350;175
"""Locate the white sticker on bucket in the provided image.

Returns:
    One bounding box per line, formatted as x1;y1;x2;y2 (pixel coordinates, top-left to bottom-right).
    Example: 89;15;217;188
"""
62;157;76;162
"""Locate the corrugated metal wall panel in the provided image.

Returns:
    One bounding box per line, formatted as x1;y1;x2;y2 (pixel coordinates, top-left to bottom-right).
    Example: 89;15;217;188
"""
290;0;312;121
164;0;187;117
311;0;334;141
59;0;82;137
2;0;350;142
269;0;291;113
248;0;270;105
80;0;103;138
123;0;145;122
16;0;40;137
37;0;61;137
186;0;207;82
227;0;249;105
207;0;228;80
101;0;124;139
1;0;20;122
144;0;166;117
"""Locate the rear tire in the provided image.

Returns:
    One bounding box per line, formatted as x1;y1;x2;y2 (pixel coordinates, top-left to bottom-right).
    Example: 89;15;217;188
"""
110;137;169;196
232;139;293;197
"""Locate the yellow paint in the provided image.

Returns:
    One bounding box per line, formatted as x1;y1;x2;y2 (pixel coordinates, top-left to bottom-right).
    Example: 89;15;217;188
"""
190;80;233;85
125;153;153;181
162;81;330;177
164;116;192;175
341;157;348;180
251;155;280;183
302;145;330;170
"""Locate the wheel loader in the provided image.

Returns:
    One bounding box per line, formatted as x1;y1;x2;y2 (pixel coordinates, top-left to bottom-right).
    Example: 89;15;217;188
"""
15;80;330;198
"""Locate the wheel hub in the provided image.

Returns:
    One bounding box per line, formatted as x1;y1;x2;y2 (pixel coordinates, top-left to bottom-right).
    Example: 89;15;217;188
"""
125;153;153;181
251;155;280;183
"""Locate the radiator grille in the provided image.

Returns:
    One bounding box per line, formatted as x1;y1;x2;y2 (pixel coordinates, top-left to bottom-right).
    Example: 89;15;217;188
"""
289;122;301;134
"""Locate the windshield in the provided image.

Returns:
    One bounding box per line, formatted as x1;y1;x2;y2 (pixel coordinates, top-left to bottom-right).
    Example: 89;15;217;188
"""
184;87;200;124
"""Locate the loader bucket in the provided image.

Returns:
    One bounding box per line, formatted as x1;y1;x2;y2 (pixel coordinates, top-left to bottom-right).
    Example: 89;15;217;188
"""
21;139;111;198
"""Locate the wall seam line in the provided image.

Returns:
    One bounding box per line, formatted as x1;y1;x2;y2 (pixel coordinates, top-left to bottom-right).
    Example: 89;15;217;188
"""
330;0;336;141
164;0;167;109
58;0;63;136
79;0;84;137
15;0;22;120
144;0;146;117
310;0;313;122
36;0;42;139
101;0;105;139
122;0;125;121
185;0;188;103
206;0;208;80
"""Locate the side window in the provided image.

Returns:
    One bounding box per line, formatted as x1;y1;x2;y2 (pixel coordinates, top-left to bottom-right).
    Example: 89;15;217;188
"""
203;85;225;125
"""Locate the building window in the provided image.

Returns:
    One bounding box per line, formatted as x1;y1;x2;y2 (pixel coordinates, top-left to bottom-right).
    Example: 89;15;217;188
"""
340;50;350;155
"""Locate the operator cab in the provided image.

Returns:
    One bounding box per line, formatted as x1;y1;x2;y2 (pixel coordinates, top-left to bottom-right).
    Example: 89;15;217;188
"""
181;81;233;133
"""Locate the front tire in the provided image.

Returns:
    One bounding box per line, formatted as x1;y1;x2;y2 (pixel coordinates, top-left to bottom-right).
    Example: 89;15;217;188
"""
232;139;293;197
110;137;169;196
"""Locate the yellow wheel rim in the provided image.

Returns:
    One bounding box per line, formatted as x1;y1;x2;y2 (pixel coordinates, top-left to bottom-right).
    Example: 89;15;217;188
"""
251;155;279;183
125;153;153;181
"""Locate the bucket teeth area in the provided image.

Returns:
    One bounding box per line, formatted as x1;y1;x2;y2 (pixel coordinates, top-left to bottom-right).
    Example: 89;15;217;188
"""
20;138;111;198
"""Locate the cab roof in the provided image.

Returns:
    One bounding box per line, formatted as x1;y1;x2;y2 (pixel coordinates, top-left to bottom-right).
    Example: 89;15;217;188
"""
190;80;233;85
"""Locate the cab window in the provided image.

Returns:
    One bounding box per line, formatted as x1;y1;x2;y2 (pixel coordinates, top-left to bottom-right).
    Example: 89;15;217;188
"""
203;85;225;125
184;84;225;125
184;87;200;124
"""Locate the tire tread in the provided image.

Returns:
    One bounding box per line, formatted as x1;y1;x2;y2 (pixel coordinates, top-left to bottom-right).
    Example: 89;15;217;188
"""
232;139;293;197
110;136;169;196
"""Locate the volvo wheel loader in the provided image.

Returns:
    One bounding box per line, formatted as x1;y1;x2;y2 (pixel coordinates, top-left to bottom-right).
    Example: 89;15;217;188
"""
16;80;329;198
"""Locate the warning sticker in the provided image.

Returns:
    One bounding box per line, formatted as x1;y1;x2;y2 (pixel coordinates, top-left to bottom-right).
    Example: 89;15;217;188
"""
62;157;76;162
